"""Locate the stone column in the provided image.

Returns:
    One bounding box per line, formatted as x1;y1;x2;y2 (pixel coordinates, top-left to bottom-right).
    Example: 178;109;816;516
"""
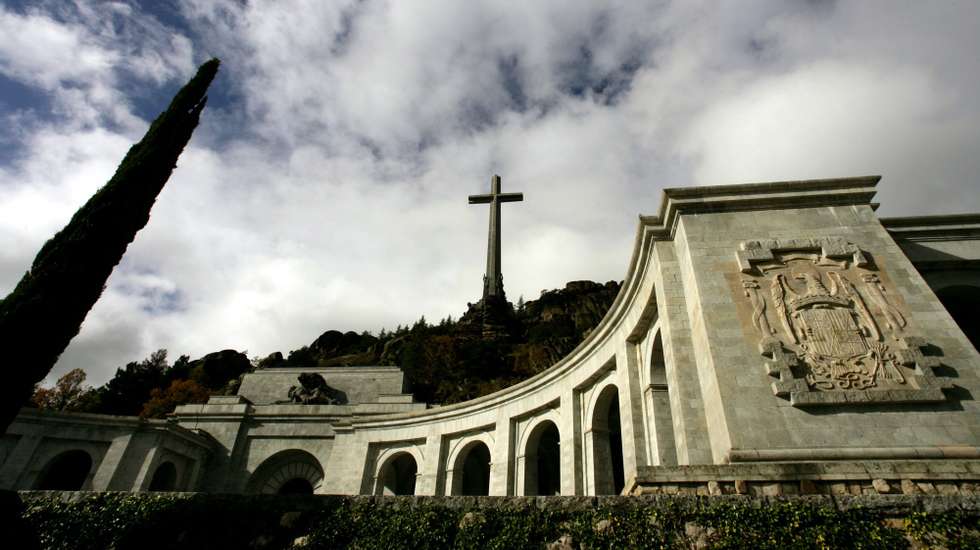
559;389;581;495
173;397;251;492
185;449;206;491
91;434;133;491
514;451;528;496
490;416;512;496
0;434;41;489
616;344;649;480
585;425;615;495
416;433;443;495
646;383;678;466
444;467;459;496
133;443;162;491
653;242;713;464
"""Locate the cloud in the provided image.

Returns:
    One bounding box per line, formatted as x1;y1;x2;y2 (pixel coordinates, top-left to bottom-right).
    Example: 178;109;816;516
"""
681;61;980;214
0;1;193;132
1;1;978;387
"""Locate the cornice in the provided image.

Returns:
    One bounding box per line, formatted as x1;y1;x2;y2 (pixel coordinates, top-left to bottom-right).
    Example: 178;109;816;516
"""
247;366;404;374
13;407;213;448
881;213;980;242
639;175;881;241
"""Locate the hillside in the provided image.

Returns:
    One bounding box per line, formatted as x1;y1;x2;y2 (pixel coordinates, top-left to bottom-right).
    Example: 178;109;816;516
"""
263;280;622;404
30;280;621;415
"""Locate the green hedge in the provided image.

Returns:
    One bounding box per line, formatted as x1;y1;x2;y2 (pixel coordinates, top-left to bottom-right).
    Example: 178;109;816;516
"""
13;493;980;549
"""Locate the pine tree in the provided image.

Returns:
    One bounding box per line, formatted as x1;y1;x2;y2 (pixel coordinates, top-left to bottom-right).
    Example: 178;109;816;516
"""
0;59;220;432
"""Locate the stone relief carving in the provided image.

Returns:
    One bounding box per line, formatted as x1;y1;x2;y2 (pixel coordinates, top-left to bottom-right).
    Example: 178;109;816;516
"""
742;279;775;336
287;373;348;405
735;237;950;406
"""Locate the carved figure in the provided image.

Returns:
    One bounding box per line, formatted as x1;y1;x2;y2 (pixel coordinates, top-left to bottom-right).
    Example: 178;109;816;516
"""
861;273;907;332
733;238;947;406
742;279;774;336
770;274;796;343
287;373;347;405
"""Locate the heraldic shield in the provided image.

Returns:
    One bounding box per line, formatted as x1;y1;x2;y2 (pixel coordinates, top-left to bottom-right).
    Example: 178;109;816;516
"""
735;237;951;406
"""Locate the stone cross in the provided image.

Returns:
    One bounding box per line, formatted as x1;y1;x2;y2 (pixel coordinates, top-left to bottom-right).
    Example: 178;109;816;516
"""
468;174;523;299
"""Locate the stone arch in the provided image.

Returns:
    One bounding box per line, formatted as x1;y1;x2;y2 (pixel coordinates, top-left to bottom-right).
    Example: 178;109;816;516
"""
645;330;677;466
376;451;419;495
589;384;625;495
34;449;92;490
935;284;980;351
521;419;561;495
148;461;178;491
450;440;492;495
246;449;324;495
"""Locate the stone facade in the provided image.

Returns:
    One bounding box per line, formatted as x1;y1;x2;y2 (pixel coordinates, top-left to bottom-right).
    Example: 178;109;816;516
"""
3;176;979;497
0;409;211;491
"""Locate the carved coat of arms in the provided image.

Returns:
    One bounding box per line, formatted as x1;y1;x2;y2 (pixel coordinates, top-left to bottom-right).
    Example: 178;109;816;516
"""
735;238;949;406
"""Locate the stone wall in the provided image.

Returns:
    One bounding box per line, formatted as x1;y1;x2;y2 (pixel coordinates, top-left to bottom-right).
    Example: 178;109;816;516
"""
629;460;980;497
0;409;212;491
236;366;410;405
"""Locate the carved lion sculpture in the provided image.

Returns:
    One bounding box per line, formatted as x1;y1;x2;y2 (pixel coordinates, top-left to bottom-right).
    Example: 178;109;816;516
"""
287;373;347;405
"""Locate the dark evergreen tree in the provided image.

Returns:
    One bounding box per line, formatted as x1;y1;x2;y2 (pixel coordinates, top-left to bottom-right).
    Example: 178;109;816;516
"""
167;354;193;382
0;59;220;432
96;350;170;416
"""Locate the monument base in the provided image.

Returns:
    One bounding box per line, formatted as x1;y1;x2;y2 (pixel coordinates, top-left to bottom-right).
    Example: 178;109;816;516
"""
458;294;518;339
627;460;980;496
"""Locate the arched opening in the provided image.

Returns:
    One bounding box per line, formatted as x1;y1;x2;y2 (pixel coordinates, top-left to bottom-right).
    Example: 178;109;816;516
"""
456;442;491;496
523;421;561;496
148;461;177;491
936;285;980;351
378;452;418;495
278;478;314;495
34;450;92;490
591;385;625;495
647;332;677;466
246;449;324;495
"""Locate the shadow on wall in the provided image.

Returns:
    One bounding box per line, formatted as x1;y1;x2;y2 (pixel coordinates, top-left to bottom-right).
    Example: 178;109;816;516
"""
591;386;625;495
936;285;980;352
378;453;418;496
148;462;177;492
33;450;92;491
458;442;491;496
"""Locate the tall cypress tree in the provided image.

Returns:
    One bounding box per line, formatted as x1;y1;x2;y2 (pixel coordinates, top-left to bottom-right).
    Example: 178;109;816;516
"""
0;59;220;432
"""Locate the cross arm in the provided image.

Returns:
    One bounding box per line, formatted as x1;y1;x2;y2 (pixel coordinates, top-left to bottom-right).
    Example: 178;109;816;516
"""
468;194;493;204
498;193;523;203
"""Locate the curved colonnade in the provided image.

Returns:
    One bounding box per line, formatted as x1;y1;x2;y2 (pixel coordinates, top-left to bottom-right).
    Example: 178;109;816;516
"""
11;177;980;496
242;177;980;497
317;207;671;496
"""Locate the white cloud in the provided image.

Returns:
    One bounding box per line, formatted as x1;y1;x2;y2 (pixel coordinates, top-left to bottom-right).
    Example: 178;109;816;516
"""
0;1;194;132
0;9;114;88
681;61;980;203
2;1;979;386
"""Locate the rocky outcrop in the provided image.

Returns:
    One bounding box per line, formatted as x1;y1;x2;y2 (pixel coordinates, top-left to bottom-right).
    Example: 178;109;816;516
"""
512;280;621;374
310;330;378;357
189;350;251;391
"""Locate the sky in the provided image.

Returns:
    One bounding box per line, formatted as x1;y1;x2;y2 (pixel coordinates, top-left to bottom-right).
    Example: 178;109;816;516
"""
2;1;979;387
